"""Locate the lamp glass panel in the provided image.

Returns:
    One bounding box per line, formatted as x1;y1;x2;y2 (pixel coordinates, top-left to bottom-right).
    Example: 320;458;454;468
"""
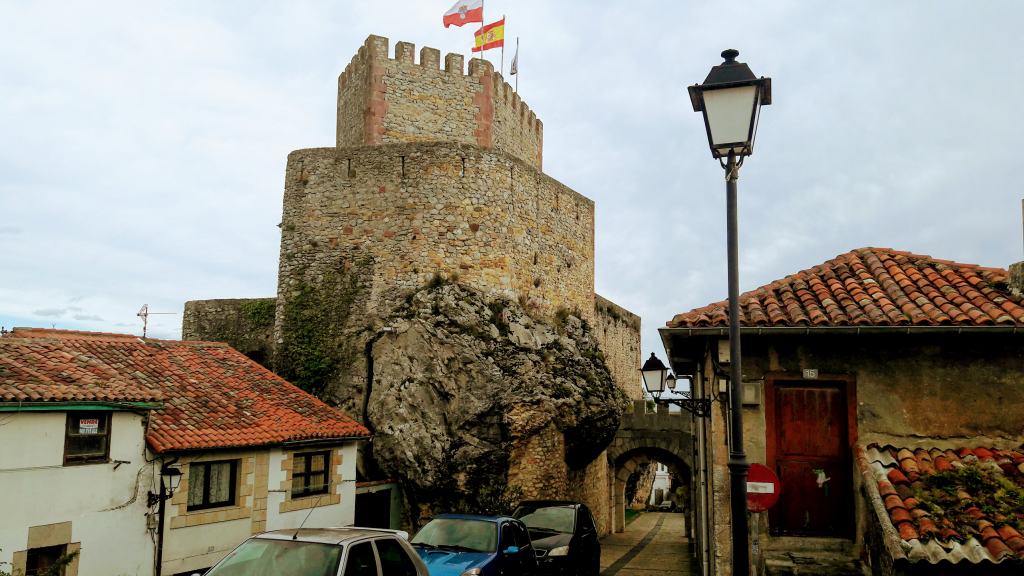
666;375;677;390
703;85;757;150
642;369;666;393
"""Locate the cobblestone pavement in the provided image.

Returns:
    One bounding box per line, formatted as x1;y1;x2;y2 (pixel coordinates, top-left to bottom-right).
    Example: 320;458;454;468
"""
600;512;695;576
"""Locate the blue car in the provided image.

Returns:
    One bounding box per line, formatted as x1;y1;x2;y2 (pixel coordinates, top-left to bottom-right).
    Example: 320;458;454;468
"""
411;513;538;576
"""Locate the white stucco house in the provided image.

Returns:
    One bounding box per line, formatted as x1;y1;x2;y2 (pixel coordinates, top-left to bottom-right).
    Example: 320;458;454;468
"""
0;328;370;576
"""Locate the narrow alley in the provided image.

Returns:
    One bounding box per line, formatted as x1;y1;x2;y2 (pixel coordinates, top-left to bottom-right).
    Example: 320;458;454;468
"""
600;512;695;576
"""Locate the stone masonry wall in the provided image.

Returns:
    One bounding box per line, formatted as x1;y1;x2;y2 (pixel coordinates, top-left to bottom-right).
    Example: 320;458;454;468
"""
337;35;543;169
182;298;276;366
594;295;642;401
277;142;594;330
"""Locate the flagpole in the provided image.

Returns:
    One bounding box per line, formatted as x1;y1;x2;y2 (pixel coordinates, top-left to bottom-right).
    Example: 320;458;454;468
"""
500;14;505;75
515;37;519;92
478;0;485;61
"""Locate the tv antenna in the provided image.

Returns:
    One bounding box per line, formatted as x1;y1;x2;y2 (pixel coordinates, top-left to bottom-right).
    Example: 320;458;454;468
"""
137;304;175;338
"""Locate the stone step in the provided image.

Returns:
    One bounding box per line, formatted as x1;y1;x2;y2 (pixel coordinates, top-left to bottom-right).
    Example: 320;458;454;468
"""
763;552;864;576
763;537;854;554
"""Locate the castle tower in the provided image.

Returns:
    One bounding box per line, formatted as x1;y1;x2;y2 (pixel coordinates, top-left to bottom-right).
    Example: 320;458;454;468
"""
277;35;595;334
184;34;641;535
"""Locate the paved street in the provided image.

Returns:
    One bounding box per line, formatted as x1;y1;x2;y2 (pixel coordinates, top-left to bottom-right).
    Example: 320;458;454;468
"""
600;512;695;576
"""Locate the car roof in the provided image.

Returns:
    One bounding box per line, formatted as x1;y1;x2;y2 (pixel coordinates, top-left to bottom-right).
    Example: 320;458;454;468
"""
516;500;582;508
257;528;406;545
431;513;517;523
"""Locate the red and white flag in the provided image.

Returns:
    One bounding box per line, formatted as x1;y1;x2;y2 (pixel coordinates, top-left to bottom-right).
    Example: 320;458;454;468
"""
443;0;484;28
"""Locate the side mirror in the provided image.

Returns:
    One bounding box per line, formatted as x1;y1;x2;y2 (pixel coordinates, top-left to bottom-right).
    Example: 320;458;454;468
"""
503;545;520;555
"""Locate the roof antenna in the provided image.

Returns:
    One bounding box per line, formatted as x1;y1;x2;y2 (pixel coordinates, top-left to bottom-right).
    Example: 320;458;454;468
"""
137;304;176;338
293;493;326;540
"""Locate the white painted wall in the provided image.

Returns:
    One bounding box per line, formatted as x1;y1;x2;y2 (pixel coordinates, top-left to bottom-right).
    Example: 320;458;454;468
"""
266;443;358;529
649;467;672;504
159;442;359;575
0;410;155;576
161;516;252;575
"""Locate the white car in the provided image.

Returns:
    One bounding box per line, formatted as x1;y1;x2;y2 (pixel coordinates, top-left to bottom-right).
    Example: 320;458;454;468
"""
200;527;429;576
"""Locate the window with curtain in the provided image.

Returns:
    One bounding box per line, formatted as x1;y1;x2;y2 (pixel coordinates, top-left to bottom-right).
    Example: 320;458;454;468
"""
187;459;238;511
292;451;331;498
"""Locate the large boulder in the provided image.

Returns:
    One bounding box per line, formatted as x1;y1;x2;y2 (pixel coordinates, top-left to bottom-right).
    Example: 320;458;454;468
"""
367;282;627;522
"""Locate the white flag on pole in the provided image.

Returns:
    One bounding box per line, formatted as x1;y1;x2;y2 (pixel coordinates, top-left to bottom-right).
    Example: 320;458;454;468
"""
510;39;519;75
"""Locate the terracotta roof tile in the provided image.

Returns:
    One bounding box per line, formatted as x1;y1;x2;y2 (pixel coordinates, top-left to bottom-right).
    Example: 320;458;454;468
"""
1;329;370;452
667;248;1024;329
864;443;1024;566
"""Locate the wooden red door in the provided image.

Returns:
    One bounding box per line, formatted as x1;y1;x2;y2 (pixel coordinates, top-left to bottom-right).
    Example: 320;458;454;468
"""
769;382;852;537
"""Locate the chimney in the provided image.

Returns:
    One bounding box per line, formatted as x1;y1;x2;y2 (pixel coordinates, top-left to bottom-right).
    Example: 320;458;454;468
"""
1011;199;1024;297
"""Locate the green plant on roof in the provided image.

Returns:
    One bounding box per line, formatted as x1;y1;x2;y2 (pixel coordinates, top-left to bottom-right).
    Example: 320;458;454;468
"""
912;460;1024;538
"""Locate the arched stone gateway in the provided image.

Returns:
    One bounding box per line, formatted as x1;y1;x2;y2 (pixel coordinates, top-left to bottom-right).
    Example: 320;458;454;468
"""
607;401;695;534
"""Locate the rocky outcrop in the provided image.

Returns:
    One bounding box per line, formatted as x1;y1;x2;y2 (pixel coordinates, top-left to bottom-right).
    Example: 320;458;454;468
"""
366;282;628;522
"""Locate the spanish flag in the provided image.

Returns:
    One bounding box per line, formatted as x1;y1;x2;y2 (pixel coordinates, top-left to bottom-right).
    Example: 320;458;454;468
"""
472;18;504;52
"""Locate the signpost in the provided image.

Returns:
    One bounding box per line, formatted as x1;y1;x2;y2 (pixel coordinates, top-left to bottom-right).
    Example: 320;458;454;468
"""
746;463;781;513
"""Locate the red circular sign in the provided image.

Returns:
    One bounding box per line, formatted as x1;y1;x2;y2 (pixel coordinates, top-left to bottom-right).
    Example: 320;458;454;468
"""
746;463;781;512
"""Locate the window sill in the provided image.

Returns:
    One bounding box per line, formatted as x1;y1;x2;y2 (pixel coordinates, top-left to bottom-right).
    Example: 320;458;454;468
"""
62;458;111;467
171;505;252;529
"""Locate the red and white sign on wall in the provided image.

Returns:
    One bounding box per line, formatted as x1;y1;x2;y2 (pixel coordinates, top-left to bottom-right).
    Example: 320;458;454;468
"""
78;418;100;434
746;463;781;512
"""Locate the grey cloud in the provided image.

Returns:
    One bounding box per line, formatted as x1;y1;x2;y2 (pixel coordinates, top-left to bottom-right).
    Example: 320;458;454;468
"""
73;314;104;322
33;308;67;318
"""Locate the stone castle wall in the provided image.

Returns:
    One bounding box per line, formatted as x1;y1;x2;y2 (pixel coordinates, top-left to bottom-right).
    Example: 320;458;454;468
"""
337;35;543;169
594;295;642;401
184;34;642;537
182;298;276;365
277;142;594;327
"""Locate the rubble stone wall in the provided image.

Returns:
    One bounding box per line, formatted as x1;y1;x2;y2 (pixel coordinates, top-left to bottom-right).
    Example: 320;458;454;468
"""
337;35;543;169
277;142;594;330
594;295;642;400
181;298;276;365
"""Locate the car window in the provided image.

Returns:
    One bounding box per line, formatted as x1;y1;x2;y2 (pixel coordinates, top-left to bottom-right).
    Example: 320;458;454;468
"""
374;538;418;576
344;542;379;576
411;518;497;553
206;539;342;576
517;506;576;533
511;522;530;549
500;524;517;551
579;506;596;533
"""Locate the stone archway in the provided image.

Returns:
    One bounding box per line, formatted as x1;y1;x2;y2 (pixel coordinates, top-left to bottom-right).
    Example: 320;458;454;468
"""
610;446;692;534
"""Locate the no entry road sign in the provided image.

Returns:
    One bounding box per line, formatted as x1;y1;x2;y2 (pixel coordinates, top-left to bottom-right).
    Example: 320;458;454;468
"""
746;463;781;512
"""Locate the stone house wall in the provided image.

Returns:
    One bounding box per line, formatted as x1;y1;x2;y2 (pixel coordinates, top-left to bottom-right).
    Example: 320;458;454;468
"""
700;332;1024;576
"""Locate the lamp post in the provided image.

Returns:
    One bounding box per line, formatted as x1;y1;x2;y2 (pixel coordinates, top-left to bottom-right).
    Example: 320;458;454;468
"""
149;462;182;575
640;353;712;417
687;49;771;576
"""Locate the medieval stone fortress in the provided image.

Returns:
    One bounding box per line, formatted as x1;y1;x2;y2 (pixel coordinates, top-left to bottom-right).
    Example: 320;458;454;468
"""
6;13;1024;576
184;34;642;535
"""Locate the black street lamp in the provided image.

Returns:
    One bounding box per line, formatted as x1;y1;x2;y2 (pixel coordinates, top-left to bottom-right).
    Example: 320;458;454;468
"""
149;461;183;575
640;353;712;417
687;49;771;576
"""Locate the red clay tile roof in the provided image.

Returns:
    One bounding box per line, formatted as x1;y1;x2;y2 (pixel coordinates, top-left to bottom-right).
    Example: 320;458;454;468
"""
667;247;1024;329
0;335;164;404
1;329;370;452
863;444;1024;565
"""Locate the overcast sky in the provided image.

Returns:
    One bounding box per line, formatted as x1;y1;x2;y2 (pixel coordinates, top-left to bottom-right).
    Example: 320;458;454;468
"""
2;1;1022;363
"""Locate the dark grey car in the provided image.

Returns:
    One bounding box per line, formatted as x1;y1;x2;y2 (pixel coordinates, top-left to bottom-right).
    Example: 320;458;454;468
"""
513;501;600;576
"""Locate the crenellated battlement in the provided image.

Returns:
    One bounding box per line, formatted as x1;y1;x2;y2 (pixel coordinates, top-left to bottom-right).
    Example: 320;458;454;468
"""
336;35;543;169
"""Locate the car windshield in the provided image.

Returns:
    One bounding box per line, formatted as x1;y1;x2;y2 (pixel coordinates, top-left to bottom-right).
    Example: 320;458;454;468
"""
205;538;342;576
412;518;497;553
515;506;575;534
